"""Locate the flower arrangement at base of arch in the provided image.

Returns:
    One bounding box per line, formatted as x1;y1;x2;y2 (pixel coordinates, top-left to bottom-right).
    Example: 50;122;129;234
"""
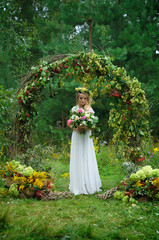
0;160;54;199
114;166;159;203
16;51;150;162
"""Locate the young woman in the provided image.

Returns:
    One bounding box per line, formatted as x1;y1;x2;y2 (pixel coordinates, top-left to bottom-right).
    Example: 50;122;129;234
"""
68;88;101;195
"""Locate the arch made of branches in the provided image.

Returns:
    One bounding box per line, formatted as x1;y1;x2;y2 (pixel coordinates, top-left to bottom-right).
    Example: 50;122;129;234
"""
16;52;150;162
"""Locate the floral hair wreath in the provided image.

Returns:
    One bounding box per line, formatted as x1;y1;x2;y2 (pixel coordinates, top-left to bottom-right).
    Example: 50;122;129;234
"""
75;87;93;96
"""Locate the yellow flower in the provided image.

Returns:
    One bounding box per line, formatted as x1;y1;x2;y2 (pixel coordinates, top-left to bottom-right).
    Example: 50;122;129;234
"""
33;179;43;189
19;185;25;191
154;148;159;152
136;180;143;187
28;175;34;183
153;178;159;187
62;173;69;178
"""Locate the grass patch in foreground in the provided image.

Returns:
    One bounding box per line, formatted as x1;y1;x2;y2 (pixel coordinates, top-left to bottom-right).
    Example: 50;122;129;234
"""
0;197;158;240
0;145;158;239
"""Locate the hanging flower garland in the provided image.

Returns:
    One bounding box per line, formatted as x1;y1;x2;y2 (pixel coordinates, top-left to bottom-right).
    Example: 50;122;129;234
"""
16;52;150;162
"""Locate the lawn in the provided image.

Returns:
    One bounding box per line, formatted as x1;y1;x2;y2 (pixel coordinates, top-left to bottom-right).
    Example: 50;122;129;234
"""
0;144;159;240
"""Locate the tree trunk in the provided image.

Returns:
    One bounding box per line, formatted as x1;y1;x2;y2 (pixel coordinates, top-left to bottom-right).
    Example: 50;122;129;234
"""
66;110;68;129
62;110;65;128
88;19;92;52
118;0;121;9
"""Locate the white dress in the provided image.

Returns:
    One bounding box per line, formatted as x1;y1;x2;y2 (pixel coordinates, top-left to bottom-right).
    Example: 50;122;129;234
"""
69;105;102;195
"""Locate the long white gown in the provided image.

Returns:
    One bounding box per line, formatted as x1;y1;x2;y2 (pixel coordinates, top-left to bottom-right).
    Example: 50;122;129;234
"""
69;106;102;195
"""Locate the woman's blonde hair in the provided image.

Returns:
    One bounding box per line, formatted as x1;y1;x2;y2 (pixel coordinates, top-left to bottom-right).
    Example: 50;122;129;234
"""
76;91;92;111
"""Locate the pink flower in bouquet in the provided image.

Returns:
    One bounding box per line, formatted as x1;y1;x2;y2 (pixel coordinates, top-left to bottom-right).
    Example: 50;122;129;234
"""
67;119;72;126
78;108;84;113
81;116;86;120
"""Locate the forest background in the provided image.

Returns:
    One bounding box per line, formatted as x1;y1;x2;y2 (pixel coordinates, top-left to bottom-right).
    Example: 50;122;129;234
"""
0;2;159;239
0;0;159;153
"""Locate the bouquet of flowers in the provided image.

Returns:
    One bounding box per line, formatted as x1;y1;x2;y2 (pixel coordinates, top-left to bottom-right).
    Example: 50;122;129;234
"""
67;106;99;132
0;160;54;199
114;165;159;203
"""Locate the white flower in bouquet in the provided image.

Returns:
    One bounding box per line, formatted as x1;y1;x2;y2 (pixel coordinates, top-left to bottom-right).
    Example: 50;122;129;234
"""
135;170;146;181
91;115;99;123
16;164;25;173
9;183;19;197
151;169;159;177
22;166;34;177
141;166;152;177
85;112;91;118
122;196;129;202
130;173;140;182
71;114;76;120
88;118;93;123
10;160;21;167
82;121;87;126
114;191;125;199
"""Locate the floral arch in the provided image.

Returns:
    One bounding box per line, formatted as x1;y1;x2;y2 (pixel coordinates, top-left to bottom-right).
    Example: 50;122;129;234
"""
16;52;150;162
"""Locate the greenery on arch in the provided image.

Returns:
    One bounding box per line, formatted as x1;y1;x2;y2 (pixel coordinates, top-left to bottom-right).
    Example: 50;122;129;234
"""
16;52;150;162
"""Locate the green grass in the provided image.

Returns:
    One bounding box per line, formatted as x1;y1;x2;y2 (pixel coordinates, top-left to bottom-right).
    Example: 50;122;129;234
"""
0;145;159;240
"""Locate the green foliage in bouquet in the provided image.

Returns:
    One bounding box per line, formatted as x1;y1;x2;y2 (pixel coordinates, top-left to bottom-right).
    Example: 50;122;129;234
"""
114;166;159;202
16;52;150;162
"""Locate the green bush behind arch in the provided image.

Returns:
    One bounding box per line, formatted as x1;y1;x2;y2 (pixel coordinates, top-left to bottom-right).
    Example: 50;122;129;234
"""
16;52;150;162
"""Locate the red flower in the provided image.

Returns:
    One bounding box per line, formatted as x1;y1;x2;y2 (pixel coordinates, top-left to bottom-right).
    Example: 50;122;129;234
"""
127;107;131;110
53;67;60;74
138;157;145;162
153;177;158;180
17;173;22;177
35;74;38;77
48;182;54;188
36;190;43;200
31;87;35;89
67;73;71;76
64;66;68;69
25;114;30;117
39;68;43;72
66;59;69;62
141;182;146;186
126;101;131;105
110;89;122;98
150;185;156;189
45;70;48;73
129;190;133;194
35;155;37;158
121;182;127;186
123;117;126;120
125;192;130;196
26;91;29;94
71;62;74;65
84;69;89;73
